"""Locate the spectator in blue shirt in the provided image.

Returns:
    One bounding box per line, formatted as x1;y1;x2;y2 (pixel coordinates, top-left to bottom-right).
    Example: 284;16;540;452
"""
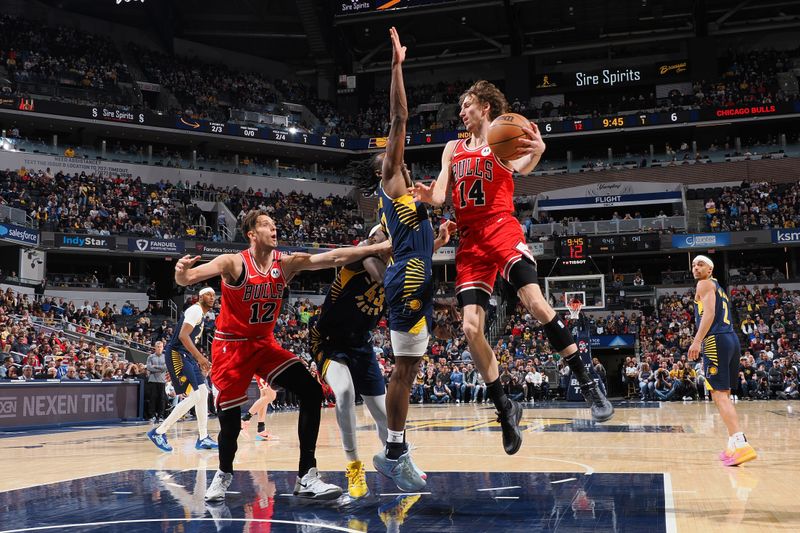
449;364;465;403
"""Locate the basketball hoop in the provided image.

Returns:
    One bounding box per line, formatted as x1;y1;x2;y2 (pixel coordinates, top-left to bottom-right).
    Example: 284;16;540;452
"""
567;299;583;320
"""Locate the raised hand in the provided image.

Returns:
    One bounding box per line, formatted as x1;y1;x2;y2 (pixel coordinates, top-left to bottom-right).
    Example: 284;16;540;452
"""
409;181;434;204
390;26;406;66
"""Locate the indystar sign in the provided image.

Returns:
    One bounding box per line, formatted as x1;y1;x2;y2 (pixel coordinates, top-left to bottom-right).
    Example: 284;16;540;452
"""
56;233;114;249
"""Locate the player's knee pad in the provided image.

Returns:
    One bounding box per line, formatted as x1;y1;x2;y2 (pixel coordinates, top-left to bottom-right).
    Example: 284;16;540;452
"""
457;288;489;310
542;315;575;352
507;256;538;292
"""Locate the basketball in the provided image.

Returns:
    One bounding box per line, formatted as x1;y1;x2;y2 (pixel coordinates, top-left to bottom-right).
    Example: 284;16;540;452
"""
487;113;531;160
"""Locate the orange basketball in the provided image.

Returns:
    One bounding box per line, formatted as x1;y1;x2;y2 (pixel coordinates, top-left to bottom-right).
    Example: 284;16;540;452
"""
487;113;531;160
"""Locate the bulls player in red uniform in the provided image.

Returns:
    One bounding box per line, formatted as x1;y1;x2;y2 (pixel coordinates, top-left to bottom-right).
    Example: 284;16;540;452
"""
174;209;391;502
413;81;613;455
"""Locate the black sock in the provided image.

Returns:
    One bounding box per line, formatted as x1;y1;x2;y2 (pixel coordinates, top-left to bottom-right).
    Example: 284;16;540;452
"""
217;406;241;474
273;362;322;478
487;378;512;412
386;440;408;460
241;411;253;422
565;352;592;385
257;422;265;433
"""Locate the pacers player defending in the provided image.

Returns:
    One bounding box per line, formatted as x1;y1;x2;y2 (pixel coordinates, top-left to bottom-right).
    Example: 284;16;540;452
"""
413;81;613;455
371;27;445;492
147;287;218;452
688;255;756;466
174;209;391;501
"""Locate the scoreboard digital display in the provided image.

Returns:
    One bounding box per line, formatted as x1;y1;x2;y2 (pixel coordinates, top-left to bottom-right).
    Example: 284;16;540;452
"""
588;234;661;254
5;96;797;151
558;234;661;258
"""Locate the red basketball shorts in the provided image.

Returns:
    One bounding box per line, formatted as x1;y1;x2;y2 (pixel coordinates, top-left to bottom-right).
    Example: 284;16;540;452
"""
211;335;299;410
455;214;535;297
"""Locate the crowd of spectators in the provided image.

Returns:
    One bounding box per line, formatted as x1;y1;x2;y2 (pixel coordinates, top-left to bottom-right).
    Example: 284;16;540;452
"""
0;288;162;382
132;45;285;123
704;180;800;232
0;15;131;105
0;167;369;246
227;188;366;247
3;10;799;138
0;168;218;240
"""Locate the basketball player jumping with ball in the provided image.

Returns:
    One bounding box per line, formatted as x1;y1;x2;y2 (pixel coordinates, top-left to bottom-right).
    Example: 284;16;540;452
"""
412;81;614;455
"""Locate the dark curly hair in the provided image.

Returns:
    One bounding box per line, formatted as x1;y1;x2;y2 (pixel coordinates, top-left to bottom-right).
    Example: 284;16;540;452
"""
346;154;383;194
459;80;509;121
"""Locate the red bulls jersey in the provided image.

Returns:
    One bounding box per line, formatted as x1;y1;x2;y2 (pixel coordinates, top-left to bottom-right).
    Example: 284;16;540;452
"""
450;138;515;231
215;249;286;340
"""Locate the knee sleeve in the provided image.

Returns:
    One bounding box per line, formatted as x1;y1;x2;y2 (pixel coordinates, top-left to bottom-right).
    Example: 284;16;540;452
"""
457;288;489;310
507;256;538;292
543;315;575;352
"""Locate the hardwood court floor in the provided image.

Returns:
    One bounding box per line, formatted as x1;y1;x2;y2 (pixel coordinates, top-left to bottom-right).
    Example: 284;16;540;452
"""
1;400;798;532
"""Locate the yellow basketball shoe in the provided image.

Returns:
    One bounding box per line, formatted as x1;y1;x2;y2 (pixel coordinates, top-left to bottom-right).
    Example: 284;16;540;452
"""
346;460;369;498
379;494;422;528
722;443;757;467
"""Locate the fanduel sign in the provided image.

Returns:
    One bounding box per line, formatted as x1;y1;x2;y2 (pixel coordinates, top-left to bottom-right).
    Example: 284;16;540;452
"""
56;233;114;250
127;238;185;254
0;223;39;246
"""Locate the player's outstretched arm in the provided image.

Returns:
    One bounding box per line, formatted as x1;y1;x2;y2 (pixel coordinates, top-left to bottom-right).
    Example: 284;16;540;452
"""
688;280;716;360
410;140;456;206
283;241;392;278
509;122;546;175
174;253;240;286
382;26;409;199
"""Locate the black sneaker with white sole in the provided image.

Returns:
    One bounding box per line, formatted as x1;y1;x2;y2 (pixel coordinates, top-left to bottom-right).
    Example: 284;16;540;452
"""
496;399;523;455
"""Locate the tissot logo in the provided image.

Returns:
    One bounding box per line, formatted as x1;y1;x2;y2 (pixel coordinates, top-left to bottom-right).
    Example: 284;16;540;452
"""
136;239;149;251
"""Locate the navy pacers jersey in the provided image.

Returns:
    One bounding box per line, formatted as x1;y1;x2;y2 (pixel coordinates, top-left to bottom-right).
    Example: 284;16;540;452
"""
694;278;735;337
167;304;205;355
378;187;434;334
311;265;385;353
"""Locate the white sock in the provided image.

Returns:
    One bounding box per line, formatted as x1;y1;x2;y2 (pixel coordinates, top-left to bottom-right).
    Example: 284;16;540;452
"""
157;392;197;435
194;384;209;439
387;429;404;444
732;432;747;448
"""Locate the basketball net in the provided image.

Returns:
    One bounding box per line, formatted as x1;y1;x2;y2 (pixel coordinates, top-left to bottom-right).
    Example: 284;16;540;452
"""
567;299;583;320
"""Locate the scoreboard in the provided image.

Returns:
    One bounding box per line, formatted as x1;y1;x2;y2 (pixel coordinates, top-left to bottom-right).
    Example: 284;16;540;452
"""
558;234;661;259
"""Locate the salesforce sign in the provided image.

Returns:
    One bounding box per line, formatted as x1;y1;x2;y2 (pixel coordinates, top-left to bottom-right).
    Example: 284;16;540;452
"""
0;223;39;246
772;229;800;244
